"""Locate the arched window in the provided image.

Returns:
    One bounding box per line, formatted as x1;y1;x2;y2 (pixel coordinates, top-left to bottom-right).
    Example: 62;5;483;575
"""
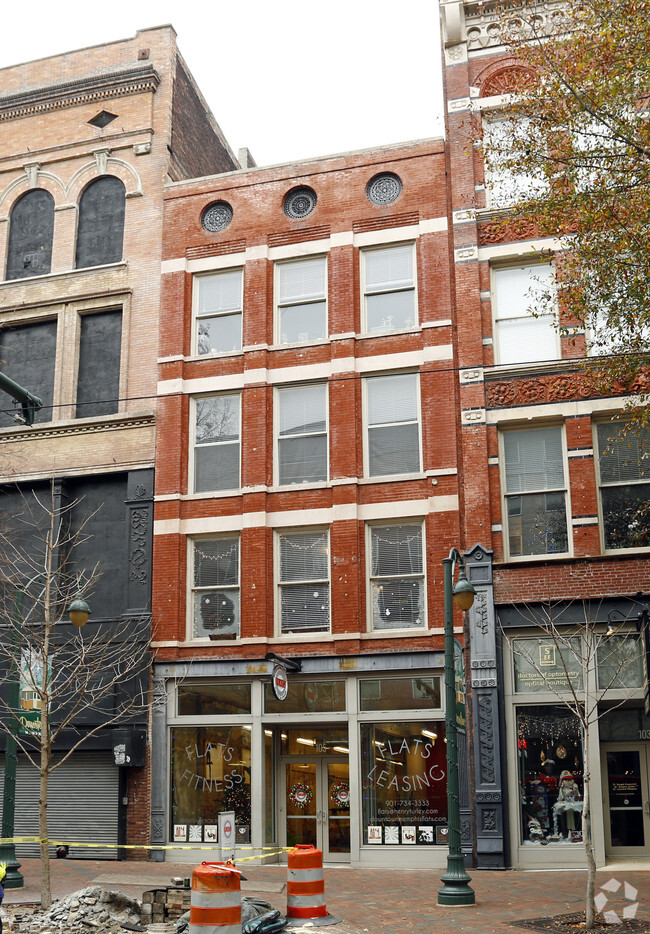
6;189;55;280
75;176;126;269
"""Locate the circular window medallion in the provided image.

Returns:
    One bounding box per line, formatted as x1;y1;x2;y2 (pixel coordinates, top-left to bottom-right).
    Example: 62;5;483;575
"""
283;186;317;220
201;201;233;233
367;172;402;206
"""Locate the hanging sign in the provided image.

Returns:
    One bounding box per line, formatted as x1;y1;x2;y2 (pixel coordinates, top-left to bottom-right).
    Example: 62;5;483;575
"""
454;639;466;735
271;664;288;701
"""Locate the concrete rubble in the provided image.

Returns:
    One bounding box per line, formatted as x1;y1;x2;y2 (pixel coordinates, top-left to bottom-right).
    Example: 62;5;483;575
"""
6;886;144;933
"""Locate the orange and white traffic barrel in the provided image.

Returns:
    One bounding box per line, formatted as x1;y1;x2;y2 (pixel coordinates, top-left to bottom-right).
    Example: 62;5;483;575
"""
189;861;241;934
286;844;327;920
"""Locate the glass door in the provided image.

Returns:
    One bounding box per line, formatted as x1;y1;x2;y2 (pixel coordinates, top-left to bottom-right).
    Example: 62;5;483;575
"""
602;744;650;856
282;758;350;861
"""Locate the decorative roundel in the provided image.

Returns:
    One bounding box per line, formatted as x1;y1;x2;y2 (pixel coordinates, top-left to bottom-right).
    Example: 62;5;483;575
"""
201;201;233;233
366;172;403;206
283;186;317;220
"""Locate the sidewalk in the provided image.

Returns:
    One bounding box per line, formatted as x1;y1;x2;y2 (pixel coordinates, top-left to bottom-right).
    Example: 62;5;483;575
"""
5;858;650;934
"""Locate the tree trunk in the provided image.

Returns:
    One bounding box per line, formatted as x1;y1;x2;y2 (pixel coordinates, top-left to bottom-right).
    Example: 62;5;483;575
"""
39;708;51;910
582;736;597;931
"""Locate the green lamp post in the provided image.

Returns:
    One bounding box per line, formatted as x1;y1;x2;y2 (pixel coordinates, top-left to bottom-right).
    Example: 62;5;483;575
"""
437;548;476;907
0;594;91;887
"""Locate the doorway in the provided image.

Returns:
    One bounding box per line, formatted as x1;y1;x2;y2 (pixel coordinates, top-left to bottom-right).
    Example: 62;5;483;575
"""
602;744;650;857
281;758;350;861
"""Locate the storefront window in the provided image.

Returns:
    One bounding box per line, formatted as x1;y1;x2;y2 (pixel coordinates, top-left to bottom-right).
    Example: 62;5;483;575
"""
516;706;583;846
513;638;582;693
360;721;446;846
596;634;645;690
178;682;251;716
171;726;251;844
264;680;345;714
359;677;441;712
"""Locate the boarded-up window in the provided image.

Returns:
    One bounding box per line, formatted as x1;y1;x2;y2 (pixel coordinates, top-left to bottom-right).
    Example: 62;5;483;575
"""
76;310;122;418
0;320;56;427
75;177;126;269
6;189;55;280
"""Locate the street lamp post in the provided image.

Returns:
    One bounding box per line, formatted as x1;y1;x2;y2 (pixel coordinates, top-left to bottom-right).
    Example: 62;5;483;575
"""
0;593;91;887
437;547;476;907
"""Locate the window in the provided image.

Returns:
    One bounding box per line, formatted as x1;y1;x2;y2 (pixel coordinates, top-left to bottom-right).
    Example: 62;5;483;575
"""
365;373;421;477
368;523;425;630
0;320;57;427
191;536;240;639
194;269;243;355
276;258;327;344
493;264;558;365
502;426;569;557
6;189;55;280
277;383;328;485
76;310;122;418
362;244;416;333
277;529;330;634
75;176;126;269
193;394;240;493
482;115;547;209
596;422;650;550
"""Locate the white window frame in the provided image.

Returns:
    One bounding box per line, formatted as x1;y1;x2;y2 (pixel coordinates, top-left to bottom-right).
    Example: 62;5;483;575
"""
275;527;331;637
366;520;427;632
274;382;329;487
188;534;241;642
481;112;549;210
193;267;244;357
362;371;422;479
191;392;241;494
491;261;560;366
499;423;572;561
274;255;328;346
361;242;418;335
594;420;650;554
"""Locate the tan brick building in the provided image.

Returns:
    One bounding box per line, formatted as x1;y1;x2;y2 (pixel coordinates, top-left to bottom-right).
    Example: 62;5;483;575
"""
0;26;237;857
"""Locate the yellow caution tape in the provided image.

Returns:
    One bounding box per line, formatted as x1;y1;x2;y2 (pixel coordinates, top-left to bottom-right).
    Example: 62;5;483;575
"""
0;837;291;860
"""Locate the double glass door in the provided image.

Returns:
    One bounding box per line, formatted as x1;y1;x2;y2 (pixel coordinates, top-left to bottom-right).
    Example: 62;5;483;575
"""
603;744;650;856
282;758;350;861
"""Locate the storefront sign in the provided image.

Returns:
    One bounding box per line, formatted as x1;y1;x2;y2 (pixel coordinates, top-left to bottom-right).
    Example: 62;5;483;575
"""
218;810;236;848
271;664;288;701
513;639;582;693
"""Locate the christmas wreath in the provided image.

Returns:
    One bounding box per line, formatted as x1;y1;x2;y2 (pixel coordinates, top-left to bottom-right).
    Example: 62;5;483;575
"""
330;780;350;807
289;782;313;808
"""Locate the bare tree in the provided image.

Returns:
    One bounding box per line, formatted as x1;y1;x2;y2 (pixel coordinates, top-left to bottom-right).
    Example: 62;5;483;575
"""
0;481;151;909
502;600;648;931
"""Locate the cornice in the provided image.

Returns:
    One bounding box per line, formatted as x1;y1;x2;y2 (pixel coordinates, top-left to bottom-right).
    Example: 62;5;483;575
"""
0;412;155;444
0;64;160;123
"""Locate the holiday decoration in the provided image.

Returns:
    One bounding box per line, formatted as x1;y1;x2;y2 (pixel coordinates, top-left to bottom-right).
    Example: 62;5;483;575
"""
330;780;350;807
289;782;313;808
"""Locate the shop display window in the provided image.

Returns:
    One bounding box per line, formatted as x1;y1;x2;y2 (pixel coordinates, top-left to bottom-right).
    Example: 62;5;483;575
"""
264;679;345;714
516;706;584;846
359;677;440;712
171;726;251;844
178;682;251;716
360;721;446;845
513;638;582;693
596;634;645;690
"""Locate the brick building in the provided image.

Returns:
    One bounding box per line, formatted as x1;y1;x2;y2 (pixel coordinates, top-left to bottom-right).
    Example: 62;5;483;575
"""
151;139;476;867
0;27;237;857
441;0;650;869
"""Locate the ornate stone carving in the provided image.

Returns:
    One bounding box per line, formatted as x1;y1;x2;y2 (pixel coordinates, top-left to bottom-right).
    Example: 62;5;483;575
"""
482;808;497;832
478;217;540;245
464;1;568;52
476;790;501;802
474;590;489;635
486;371;609;409
472;677;497;688
129;507;149;585
284;186;317;220
477;693;495;784
480;66;534;98
151;813;165;843
460;815;472;844
367;173;402;206
201;201;233;233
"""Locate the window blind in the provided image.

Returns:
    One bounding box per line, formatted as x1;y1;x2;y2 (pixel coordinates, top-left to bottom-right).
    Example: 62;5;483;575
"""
198;270;242;315
279;384;326;436
367;373;418;426
279;258;325;303
365;245;413;292
504;427;565;493
279;530;330;632
597;423;649;483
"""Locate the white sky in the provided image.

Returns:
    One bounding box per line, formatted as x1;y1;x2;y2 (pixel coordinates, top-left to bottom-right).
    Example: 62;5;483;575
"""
1;0;444;168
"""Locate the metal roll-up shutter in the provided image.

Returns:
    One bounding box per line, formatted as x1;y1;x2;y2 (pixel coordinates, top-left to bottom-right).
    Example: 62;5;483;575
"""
0;752;118;859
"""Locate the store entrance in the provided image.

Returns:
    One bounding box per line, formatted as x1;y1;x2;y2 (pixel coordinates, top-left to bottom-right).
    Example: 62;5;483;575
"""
281;758;350;862
602;744;650;857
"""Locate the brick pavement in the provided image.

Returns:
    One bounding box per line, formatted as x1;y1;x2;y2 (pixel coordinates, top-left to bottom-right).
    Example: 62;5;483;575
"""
4;858;649;934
